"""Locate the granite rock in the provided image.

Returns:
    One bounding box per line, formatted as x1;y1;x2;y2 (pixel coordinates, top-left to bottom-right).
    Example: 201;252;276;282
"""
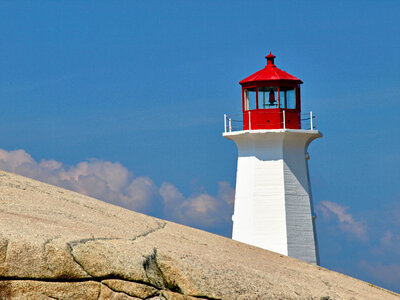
0;170;398;299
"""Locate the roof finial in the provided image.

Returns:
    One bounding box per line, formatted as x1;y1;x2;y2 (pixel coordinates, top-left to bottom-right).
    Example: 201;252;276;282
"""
265;52;276;66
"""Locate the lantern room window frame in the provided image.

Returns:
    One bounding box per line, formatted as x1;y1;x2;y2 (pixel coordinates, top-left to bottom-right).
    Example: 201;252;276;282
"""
242;82;301;112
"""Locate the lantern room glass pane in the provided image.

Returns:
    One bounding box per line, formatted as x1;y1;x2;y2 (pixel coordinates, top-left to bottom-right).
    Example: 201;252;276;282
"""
279;88;296;109
244;88;257;110
286;89;296;109
258;87;278;109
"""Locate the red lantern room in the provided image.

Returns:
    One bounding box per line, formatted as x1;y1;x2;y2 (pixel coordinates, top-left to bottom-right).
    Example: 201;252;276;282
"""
239;52;302;130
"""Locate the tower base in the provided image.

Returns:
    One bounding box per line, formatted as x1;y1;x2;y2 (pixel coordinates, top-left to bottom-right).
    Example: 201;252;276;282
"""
224;129;321;265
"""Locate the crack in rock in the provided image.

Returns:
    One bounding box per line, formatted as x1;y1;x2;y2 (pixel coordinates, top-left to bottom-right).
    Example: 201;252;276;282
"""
101;279;160;299
66;220;166;249
97;283;102;300
67;237;122;250
42;236;61;253
147;295;167;300
0;273;221;299
0;277;157;286
131;221;166;242
66;242;92;278
101;281;154;299
100;281;137;299
143;249;167;290
143;248;182;295
190;295;222;300
42;294;58;299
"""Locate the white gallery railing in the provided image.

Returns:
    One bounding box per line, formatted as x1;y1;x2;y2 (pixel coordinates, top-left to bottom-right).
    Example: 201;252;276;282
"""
223;111;317;133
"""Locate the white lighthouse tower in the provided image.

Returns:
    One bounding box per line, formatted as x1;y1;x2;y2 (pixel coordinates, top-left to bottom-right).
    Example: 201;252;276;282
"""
223;53;321;265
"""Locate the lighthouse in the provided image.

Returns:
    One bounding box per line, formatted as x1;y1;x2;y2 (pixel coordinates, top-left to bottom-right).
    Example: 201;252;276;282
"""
223;53;321;265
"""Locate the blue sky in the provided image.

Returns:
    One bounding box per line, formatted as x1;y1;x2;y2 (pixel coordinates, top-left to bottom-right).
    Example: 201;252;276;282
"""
0;0;399;293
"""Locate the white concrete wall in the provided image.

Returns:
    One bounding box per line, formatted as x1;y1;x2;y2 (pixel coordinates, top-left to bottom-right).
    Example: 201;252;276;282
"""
224;129;321;264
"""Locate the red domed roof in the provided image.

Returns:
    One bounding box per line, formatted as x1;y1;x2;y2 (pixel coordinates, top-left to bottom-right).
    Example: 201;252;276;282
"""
239;52;303;85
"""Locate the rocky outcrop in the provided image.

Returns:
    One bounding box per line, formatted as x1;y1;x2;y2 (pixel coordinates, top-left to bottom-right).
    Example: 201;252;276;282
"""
0;170;398;299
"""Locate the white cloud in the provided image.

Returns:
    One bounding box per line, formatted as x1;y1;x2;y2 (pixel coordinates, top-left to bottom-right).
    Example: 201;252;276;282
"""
380;230;393;247
124;176;161;212
160;181;234;228
160;182;186;212
317;200;368;241
370;230;400;257
0;148;234;230
0;149;35;170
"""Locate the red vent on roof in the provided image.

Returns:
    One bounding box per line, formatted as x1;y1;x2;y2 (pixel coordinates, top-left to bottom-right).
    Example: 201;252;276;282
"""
265;52;276;66
239;52;302;85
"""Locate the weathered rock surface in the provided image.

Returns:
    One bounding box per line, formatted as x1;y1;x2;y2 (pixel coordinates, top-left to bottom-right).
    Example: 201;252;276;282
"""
0;170;398;299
